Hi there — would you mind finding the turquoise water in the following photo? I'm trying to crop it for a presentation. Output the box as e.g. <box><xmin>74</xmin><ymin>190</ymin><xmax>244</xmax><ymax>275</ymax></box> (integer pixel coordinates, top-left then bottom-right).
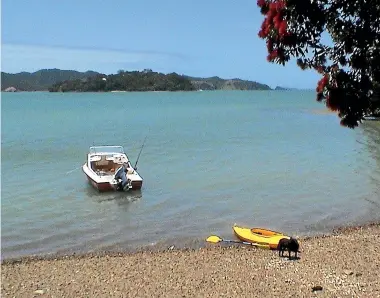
<box><xmin>2</xmin><ymin>91</ymin><xmax>380</xmax><ymax>259</ymax></box>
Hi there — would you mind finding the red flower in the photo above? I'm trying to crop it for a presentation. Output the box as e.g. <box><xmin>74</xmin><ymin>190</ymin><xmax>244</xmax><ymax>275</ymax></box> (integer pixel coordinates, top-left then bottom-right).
<box><xmin>322</xmin><ymin>75</ymin><xmax>329</xmax><ymax>85</ymax></box>
<box><xmin>258</xmin><ymin>30</ymin><xmax>266</xmax><ymax>38</ymax></box>
<box><xmin>267</xmin><ymin>8</ymin><xmax>277</xmax><ymax>21</ymax></box>
<box><xmin>269</xmin><ymin>3</ymin><xmax>277</xmax><ymax>11</ymax></box>
<box><xmin>316</xmin><ymin>75</ymin><xmax>329</xmax><ymax>93</ymax></box>
<box><xmin>261</xmin><ymin>20</ymin><xmax>267</xmax><ymax>30</ymax></box>
<box><xmin>257</xmin><ymin>0</ymin><xmax>266</xmax><ymax>7</ymax></box>
<box><xmin>277</xmin><ymin>0</ymin><xmax>286</xmax><ymax>10</ymax></box>
<box><xmin>261</xmin><ymin>18</ymin><xmax>272</xmax><ymax>36</ymax></box>
<box><xmin>266</xmin><ymin>49</ymin><xmax>279</xmax><ymax>62</ymax></box>
<box><xmin>263</xmin><ymin>17</ymin><xmax>271</xmax><ymax>29</ymax></box>
<box><xmin>273</xmin><ymin>14</ymin><xmax>283</xmax><ymax>29</ymax></box>
<box><xmin>268</xmin><ymin>0</ymin><xmax>286</xmax><ymax>12</ymax></box>
<box><xmin>278</xmin><ymin>20</ymin><xmax>287</xmax><ymax>36</ymax></box>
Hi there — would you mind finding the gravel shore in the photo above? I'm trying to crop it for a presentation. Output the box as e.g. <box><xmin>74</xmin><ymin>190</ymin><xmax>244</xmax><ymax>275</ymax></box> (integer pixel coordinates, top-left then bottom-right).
<box><xmin>2</xmin><ymin>223</ymin><xmax>380</xmax><ymax>297</ymax></box>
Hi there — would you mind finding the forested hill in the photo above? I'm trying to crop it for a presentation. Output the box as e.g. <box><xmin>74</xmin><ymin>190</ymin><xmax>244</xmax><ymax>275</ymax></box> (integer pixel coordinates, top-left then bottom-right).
<box><xmin>1</xmin><ymin>69</ymin><xmax>99</xmax><ymax>91</ymax></box>
<box><xmin>2</xmin><ymin>69</ymin><xmax>272</xmax><ymax>92</ymax></box>
<box><xmin>49</xmin><ymin>70</ymin><xmax>195</xmax><ymax>92</ymax></box>
<box><xmin>187</xmin><ymin>76</ymin><xmax>271</xmax><ymax>90</ymax></box>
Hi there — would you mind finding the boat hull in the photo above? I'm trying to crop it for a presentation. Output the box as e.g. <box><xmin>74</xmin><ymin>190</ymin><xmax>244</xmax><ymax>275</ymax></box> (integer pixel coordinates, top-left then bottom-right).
<box><xmin>131</xmin><ymin>180</ymin><xmax>143</xmax><ymax>190</ymax></box>
<box><xmin>83</xmin><ymin>165</ymin><xmax>142</xmax><ymax>192</ymax></box>
<box><xmin>233</xmin><ymin>225</ymin><xmax>290</xmax><ymax>250</ymax></box>
<box><xmin>85</xmin><ymin>174</ymin><xmax>116</xmax><ymax>192</ymax></box>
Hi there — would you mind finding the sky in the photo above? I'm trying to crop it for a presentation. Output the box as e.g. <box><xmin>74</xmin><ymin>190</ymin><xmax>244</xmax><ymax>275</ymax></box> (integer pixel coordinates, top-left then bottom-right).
<box><xmin>1</xmin><ymin>0</ymin><xmax>322</xmax><ymax>89</ymax></box>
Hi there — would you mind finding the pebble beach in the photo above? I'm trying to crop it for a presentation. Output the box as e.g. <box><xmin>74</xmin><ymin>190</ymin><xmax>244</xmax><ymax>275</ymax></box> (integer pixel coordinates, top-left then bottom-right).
<box><xmin>2</xmin><ymin>223</ymin><xmax>380</xmax><ymax>298</ymax></box>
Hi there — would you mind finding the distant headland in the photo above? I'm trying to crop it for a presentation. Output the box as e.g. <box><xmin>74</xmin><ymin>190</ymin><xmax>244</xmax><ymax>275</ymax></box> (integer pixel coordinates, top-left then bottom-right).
<box><xmin>1</xmin><ymin>68</ymin><xmax>279</xmax><ymax>92</ymax></box>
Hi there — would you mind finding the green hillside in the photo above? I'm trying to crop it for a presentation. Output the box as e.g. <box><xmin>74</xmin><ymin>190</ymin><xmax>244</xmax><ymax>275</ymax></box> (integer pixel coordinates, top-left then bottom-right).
<box><xmin>48</xmin><ymin>70</ymin><xmax>195</xmax><ymax>92</ymax></box>
<box><xmin>2</xmin><ymin>69</ymin><xmax>272</xmax><ymax>92</ymax></box>
<box><xmin>188</xmin><ymin>76</ymin><xmax>271</xmax><ymax>90</ymax></box>
<box><xmin>1</xmin><ymin>69</ymin><xmax>100</xmax><ymax>91</ymax></box>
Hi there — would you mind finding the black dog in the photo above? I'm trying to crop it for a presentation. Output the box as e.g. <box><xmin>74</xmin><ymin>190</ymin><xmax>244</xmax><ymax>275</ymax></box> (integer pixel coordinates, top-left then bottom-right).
<box><xmin>277</xmin><ymin>237</ymin><xmax>300</xmax><ymax>259</ymax></box>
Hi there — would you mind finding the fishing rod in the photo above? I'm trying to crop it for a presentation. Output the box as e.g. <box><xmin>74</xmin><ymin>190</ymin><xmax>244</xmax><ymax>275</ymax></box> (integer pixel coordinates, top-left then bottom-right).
<box><xmin>134</xmin><ymin>135</ymin><xmax>148</xmax><ymax>170</ymax></box>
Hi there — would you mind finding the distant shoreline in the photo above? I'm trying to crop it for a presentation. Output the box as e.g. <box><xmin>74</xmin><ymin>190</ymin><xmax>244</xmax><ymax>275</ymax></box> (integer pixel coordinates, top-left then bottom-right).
<box><xmin>2</xmin><ymin>89</ymin><xmax>309</xmax><ymax>93</ymax></box>
<box><xmin>2</xmin><ymin>68</ymin><xmax>278</xmax><ymax>92</ymax></box>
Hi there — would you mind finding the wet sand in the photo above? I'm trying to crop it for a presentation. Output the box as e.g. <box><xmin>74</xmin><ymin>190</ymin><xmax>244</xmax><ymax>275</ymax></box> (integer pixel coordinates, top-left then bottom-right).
<box><xmin>2</xmin><ymin>223</ymin><xmax>380</xmax><ymax>297</ymax></box>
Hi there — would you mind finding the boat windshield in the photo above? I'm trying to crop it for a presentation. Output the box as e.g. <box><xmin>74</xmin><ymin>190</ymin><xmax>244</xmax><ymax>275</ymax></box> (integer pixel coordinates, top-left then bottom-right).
<box><xmin>89</xmin><ymin>146</ymin><xmax>125</xmax><ymax>154</ymax></box>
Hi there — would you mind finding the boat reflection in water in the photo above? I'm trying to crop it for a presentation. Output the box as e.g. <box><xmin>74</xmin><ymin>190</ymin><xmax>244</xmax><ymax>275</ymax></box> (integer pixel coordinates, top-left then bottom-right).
<box><xmin>85</xmin><ymin>184</ymin><xmax>143</xmax><ymax>206</ymax></box>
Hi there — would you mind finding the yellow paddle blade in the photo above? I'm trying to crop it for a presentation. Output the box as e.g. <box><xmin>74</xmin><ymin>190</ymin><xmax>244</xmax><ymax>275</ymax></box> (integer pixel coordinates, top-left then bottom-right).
<box><xmin>206</xmin><ymin>235</ymin><xmax>222</xmax><ymax>243</ymax></box>
<box><xmin>255</xmin><ymin>243</ymin><xmax>271</xmax><ymax>250</ymax></box>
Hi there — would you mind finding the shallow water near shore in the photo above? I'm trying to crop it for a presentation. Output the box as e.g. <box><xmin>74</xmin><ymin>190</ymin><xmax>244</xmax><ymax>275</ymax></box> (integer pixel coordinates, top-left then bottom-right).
<box><xmin>2</xmin><ymin>90</ymin><xmax>380</xmax><ymax>259</ymax></box>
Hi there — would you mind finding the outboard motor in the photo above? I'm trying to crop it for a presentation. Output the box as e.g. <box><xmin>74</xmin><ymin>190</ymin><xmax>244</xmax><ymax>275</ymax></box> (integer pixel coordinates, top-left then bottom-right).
<box><xmin>114</xmin><ymin>165</ymin><xmax>132</xmax><ymax>191</ymax></box>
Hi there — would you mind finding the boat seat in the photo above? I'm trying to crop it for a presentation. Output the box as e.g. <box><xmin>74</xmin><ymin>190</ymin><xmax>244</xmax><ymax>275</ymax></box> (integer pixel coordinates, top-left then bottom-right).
<box><xmin>96</xmin><ymin>160</ymin><xmax>109</xmax><ymax>166</ymax></box>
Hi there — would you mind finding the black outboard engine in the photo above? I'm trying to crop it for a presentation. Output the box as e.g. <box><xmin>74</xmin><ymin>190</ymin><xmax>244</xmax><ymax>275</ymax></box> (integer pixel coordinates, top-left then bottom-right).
<box><xmin>114</xmin><ymin>165</ymin><xmax>131</xmax><ymax>191</ymax></box>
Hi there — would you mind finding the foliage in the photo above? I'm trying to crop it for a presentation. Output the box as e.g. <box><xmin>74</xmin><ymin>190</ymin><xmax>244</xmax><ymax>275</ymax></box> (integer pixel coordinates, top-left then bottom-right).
<box><xmin>48</xmin><ymin>70</ymin><xmax>195</xmax><ymax>92</ymax></box>
<box><xmin>257</xmin><ymin>0</ymin><xmax>380</xmax><ymax>127</ymax></box>
<box><xmin>48</xmin><ymin>70</ymin><xmax>272</xmax><ymax>92</ymax></box>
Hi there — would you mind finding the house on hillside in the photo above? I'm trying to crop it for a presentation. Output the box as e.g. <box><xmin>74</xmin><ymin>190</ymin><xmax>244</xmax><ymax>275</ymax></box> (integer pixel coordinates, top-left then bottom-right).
<box><xmin>4</xmin><ymin>87</ymin><xmax>18</xmax><ymax>92</ymax></box>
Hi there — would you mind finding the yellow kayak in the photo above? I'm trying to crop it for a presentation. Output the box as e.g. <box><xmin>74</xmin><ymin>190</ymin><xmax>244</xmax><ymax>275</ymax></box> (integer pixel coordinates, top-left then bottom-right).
<box><xmin>232</xmin><ymin>225</ymin><xmax>290</xmax><ymax>250</ymax></box>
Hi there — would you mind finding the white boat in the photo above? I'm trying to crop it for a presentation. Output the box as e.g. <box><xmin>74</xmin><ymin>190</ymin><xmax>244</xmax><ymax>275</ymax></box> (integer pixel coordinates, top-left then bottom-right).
<box><xmin>82</xmin><ymin>145</ymin><xmax>143</xmax><ymax>192</ymax></box>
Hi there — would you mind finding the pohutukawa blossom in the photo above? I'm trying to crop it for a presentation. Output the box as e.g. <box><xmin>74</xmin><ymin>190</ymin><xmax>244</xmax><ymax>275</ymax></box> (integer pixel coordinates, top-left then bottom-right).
<box><xmin>273</xmin><ymin>14</ymin><xmax>282</xmax><ymax>27</ymax></box>
<box><xmin>257</xmin><ymin>0</ymin><xmax>380</xmax><ymax>128</ymax></box>
<box><xmin>257</xmin><ymin>0</ymin><xmax>266</xmax><ymax>8</ymax></box>
<box><xmin>278</xmin><ymin>21</ymin><xmax>287</xmax><ymax>36</ymax></box>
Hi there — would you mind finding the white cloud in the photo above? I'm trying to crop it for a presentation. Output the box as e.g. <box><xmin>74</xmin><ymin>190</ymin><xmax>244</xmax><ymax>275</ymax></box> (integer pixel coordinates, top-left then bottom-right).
<box><xmin>1</xmin><ymin>44</ymin><xmax>175</xmax><ymax>74</ymax></box>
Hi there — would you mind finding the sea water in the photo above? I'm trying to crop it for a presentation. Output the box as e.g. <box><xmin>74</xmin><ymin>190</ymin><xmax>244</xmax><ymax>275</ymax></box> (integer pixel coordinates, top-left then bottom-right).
<box><xmin>2</xmin><ymin>91</ymin><xmax>380</xmax><ymax>259</ymax></box>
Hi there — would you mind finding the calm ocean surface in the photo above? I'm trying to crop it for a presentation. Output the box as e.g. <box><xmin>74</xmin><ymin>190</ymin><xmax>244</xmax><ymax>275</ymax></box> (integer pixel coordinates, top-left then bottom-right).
<box><xmin>2</xmin><ymin>91</ymin><xmax>380</xmax><ymax>259</ymax></box>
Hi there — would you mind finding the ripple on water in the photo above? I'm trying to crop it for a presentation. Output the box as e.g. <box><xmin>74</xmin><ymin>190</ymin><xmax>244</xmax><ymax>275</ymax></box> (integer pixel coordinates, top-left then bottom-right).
<box><xmin>2</xmin><ymin>92</ymin><xmax>380</xmax><ymax>259</ymax></box>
